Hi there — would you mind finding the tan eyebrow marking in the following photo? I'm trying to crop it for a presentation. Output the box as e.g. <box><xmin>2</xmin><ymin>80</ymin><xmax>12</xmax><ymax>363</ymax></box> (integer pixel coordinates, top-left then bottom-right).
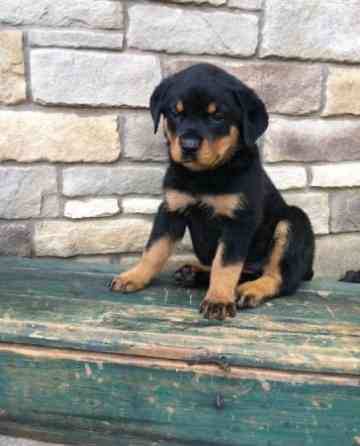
<box><xmin>207</xmin><ymin>102</ymin><xmax>217</xmax><ymax>114</ymax></box>
<box><xmin>176</xmin><ymin>101</ymin><xmax>184</xmax><ymax>113</ymax></box>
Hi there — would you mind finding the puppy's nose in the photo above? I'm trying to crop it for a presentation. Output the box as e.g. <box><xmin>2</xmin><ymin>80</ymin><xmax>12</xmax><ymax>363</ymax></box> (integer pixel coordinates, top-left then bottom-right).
<box><xmin>180</xmin><ymin>136</ymin><xmax>201</xmax><ymax>154</ymax></box>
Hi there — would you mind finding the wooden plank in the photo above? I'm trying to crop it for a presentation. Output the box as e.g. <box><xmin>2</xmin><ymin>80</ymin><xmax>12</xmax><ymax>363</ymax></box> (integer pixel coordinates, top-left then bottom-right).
<box><xmin>0</xmin><ymin>343</ymin><xmax>359</xmax><ymax>446</ymax></box>
<box><xmin>0</xmin><ymin>259</ymin><xmax>359</xmax><ymax>375</ymax></box>
<box><xmin>0</xmin><ymin>420</ymin><xmax>184</xmax><ymax>446</ymax></box>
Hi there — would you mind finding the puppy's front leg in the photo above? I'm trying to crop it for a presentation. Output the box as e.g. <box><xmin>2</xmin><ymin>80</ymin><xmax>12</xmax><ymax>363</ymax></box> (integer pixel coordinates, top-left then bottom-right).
<box><xmin>111</xmin><ymin>203</ymin><xmax>186</xmax><ymax>293</ymax></box>
<box><xmin>200</xmin><ymin>219</ymin><xmax>255</xmax><ymax>320</ymax></box>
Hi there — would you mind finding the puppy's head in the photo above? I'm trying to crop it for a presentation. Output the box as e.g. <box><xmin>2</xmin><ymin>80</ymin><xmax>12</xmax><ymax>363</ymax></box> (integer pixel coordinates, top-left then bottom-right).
<box><xmin>150</xmin><ymin>63</ymin><xmax>268</xmax><ymax>171</ymax></box>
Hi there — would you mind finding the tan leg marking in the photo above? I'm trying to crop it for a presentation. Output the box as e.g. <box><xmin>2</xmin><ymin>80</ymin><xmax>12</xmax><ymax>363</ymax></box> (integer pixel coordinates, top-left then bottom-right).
<box><xmin>200</xmin><ymin>243</ymin><xmax>243</xmax><ymax>320</ymax></box>
<box><xmin>201</xmin><ymin>193</ymin><xmax>247</xmax><ymax>218</ymax></box>
<box><xmin>111</xmin><ymin>238</ymin><xmax>174</xmax><ymax>293</ymax></box>
<box><xmin>237</xmin><ymin>221</ymin><xmax>290</xmax><ymax>308</ymax></box>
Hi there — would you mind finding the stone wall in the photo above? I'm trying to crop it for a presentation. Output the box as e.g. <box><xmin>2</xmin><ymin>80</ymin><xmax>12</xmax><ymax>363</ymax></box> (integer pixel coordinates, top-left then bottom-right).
<box><xmin>0</xmin><ymin>0</ymin><xmax>360</xmax><ymax>277</ymax></box>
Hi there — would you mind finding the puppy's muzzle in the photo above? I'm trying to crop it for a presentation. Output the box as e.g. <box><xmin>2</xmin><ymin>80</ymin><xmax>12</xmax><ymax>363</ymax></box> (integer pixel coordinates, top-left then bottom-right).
<box><xmin>180</xmin><ymin>135</ymin><xmax>202</xmax><ymax>159</ymax></box>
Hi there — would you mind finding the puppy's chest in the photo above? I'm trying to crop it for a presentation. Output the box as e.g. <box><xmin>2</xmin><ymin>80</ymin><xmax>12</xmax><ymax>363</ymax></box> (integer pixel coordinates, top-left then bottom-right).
<box><xmin>165</xmin><ymin>189</ymin><xmax>246</xmax><ymax>218</ymax></box>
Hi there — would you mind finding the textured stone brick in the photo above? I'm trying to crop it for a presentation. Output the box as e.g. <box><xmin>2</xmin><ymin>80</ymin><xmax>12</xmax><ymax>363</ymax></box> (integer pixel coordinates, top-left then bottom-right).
<box><xmin>0</xmin><ymin>167</ymin><xmax>57</xmax><ymax>219</ymax></box>
<box><xmin>0</xmin><ymin>0</ymin><xmax>123</xmax><ymax>29</ymax></box>
<box><xmin>31</xmin><ymin>50</ymin><xmax>161</xmax><ymax>107</ymax></box>
<box><xmin>261</xmin><ymin>0</ymin><xmax>360</xmax><ymax>62</ymax></box>
<box><xmin>0</xmin><ymin>111</ymin><xmax>120</xmax><ymax>163</ymax></box>
<box><xmin>314</xmin><ymin>234</ymin><xmax>360</xmax><ymax>278</ymax></box>
<box><xmin>165</xmin><ymin>60</ymin><xmax>322</xmax><ymax>115</ymax></box>
<box><xmin>128</xmin><ymin>4</ymin><xmax>258</xmax><ymax>57</ymax></box>
<box><xmin>63</xmin><ymin>166</ymin><xmax>165</xmax><ymax>197</ymax></box>
<box><xmin>42</xmin><ymin>195</ymin><xmax>60</xmax><ymax>218</ymax></box>
<box><xmin>283</xmin><ymin>192</ymin><xmax>329</xmax><ymax>235</ymax></box>
<box><xmin>122</xmin><ymin>198</ymin><xmax>162</xmax><ymax>214</ymax></box>
<box><xmin>29</xmin><ymin>30</ymin><xmax>123</xmax><ymax>50</ymax></box>
<box><xmin>265</xmin><ymin>166</ymin><xmax>307</xmax><ymax>190</ymax></box>
<box><xmin>311</xmin><ymin>164</ymin><xmax>360</xmax><ymax>188</ymax></box>
<box><xmin>0</xmin><ymin>224</ymin><xmax>31</xmax><ymax>257</ymax></box>
<box><xmin>0</xmin><ymin>31</ymin><xmax>26</xmax><ymax>104</ymax></box>
<box><xmin>34</xmin><ymin>219</ymin><xmax>152</xmax><ymax>257</ymax></box>
<box><xmin>124</xmin><ymin>113</ymin><xmax>167</xmax><ymax>161</ymax></box>
<box><xmin>228</xmin><ymin>0</ymin><xmax>262</xmax><ymax>9</ymax></box>
<box><xmin>331</xmin><ymin>191</ymin><xmax>360</xmax><ymax>233</ymax></box>
<box><xmin>323</xmin><ymin>67</ymin><xmax>360</xmax><ymax>116</ymax></box>
<box><xmin>65</xmin><ymin>198</ymin><xmax>120</xmax><ymax>219</ymax></box>
<box><xmin>264</xmin><ymin>117</ymin><xmax>360</xmax><ymax>163</ymax></box>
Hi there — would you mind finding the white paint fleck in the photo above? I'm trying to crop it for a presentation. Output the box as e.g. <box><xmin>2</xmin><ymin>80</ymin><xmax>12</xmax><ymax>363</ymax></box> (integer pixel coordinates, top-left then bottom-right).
<box><xmin>85</xmin><ymin>363</ymin><xmax>92</xmax><ymax>378</ymax></box>
<box><xmin>97</xmin><ymin>362</ymin><xmax>104</xmax><ymax>370</ymax></box>
<box><xmin>317</xmin><ymin>290</ymin><xmax>331</xmax><ymax>298</ymax></box>
<box><xmin>261</xmin><ymin>381</ymin><xmax>271</xmax><ymax>392</ymax></box>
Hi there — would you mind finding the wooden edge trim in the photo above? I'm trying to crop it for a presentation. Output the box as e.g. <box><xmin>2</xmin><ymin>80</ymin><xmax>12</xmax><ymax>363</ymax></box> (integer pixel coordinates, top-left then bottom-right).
<box><xmin>0</xmin><ymin>343</ymin><xmax>358</xmax><ymax>387</ymax></box>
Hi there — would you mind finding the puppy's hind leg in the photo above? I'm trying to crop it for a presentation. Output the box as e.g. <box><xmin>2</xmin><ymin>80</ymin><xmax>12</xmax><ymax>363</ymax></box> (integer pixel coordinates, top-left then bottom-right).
<box><xmin>237</xmin><ymin>206</ymin><xmax>315</xmax><ymax>309</ymax></box>
<box><xmin>174</xmin><ymin>262</ymin><xmax>210</xmax><ymax>288</ymax></box>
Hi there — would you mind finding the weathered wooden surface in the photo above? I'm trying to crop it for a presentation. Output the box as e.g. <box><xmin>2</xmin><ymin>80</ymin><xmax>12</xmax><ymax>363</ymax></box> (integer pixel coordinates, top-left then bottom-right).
<box><xmin>0</xmin><ymin>343</ymin><xmax>360</xmax><ymax>446</ymax></box>
<box><xmin>0</xmin><ymin>257</ymin><xmax>359</xmax><ymax>445</ymax></box>
<box><xmin>0</xmin><ymin>257</ymin><xmax>359</xmax><ymax>375</ymax></box>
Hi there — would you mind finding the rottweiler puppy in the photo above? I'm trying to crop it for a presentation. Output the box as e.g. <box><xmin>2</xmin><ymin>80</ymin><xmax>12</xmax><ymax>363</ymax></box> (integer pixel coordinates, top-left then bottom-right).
<box><xmin>111</xmin><ymin>63</ymin><xmax>315</xmax><ymax>320</ymax></box>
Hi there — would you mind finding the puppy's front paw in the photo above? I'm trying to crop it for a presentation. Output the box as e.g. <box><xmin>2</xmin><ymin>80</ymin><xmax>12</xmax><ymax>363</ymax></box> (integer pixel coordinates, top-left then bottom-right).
<box><xmin>199</xmin><ymin>292</ymin><xmax>236</xmax><ymax>320</ymax></box>
<box><xmin>110</xmin><ymin>270</ymin><xmax>147</xmax><ymax>293</ymax></box>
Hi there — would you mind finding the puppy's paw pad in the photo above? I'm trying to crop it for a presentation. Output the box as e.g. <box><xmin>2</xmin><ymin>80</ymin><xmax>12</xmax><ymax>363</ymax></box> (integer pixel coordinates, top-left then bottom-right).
<box><xmin>110</xmin><ymin>272</ymin><xmax>146</xmax><ymax>293</ymax></box>
<box><xmin>199</xmin><ymin>294</ymin><xmax>236</xmax><ymax>320</ymax></box>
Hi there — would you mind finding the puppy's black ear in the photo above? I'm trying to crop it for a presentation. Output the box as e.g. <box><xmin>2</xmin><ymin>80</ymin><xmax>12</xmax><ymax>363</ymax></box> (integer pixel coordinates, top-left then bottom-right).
<box><xmin>150</xmin><ymin>77</ymin><xmax>172</xmax><ymax>134</ymax></box>
<box><xmin>232</xmin><ymin>84</ymin><xmax>268</xmax><ymax>147</ymax></box>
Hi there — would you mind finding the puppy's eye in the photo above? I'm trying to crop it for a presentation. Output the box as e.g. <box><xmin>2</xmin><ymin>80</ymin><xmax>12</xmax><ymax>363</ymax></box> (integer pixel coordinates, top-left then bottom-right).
<box><xmin>210</xmin><ymin>112</ymin><xmax>225</xmax><ymax>122</ymax></box>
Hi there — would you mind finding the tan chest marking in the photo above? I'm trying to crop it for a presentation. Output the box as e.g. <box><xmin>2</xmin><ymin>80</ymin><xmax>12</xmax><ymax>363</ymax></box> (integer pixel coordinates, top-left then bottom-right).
<box><xmin>165</xmin><ymin>190</ymin><xmax>247</xmax><ymax>218</ymax></box>
<box><xmin>165</xmin><ymin>189</ymin><xmax>197</xmax><ymax>213</ymax></box>
<box><xmin>201</xmin><ymin>193</ymin><xmax>247</xmax><ymax>218</ymax></box>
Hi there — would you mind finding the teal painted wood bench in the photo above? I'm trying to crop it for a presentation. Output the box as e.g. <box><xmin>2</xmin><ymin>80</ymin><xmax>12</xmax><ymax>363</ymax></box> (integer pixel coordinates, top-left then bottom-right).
<box><xmin>0</xmin><ymin>257</ymin><xmax>359</xmax><ymax>446</ymax></box>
